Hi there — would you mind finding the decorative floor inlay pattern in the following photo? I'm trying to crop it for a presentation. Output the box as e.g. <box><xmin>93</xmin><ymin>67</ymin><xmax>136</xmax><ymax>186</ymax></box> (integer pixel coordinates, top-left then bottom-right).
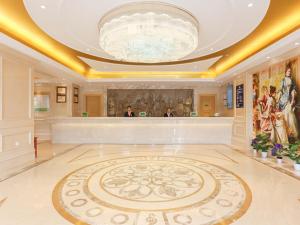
<box><xmin>53</xmin><ymin>156</ymin><xmax>252</xmax><ymax>225</ymax></box>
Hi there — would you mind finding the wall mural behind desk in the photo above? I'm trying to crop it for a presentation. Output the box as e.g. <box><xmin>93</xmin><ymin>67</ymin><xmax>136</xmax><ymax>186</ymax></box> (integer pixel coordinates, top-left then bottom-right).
<box><xmin>252</xmin><ymin>58</ymin><xmax>300</xmax><ymax>144</ymax></box>
<box><xmin>107</xmin><ymin>89</ymin><xmax>193</xmax><ymax>117</ymax></box>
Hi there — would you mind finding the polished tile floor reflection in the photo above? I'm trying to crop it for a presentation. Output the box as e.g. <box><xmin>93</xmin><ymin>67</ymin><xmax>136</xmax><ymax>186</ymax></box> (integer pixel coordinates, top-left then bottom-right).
<box><xmin>0</xmin><ymin>144</ymin><xmax>300</xmax><ymax>225</ymax></box>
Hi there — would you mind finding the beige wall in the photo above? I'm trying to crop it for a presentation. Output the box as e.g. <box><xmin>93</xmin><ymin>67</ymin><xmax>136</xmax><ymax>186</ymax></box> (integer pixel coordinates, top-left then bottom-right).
<box><xmin>218</xmin><ymin>74</ymin><xmax>252</xmax><ymax>151</ymax></box>
<box><xmin>219</xmin><ymin>84</ymin><xmax>234</xmax><ymax>117</ymax></box>
<box><xmin>231</xmin><ymin>75</ymin><xmax>249</xmax><ymax>150</ymax></box>
<box><xmin>194</xmin><ymin>86</ymin><xmax>223</xmax><ymax>116</ymax></box>
<box><xmin>0</xmin><ymin>48</ymin><xmax>35</xmax><ymax>176</ymax></box>
<box><xmin>34</xmin><ymin>81</ymin><xmax>81</xmax><ymax>140</ymax></box>
<box><xmin>72</xmin><ymin>84</ymin><xmax>81</xmax><ymax>117</ymax></box>
<box><xmin>34</xmin><ymin>82</ymin><xmax>73</xmax><ymax>118</ymax></box>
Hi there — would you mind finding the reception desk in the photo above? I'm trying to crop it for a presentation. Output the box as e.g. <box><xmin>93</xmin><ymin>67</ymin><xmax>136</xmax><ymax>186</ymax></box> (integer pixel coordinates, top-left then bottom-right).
<box><xmin>48</xmin><ymin>117</ymin><xmax>234</xmax><ymax>144</ymax></box>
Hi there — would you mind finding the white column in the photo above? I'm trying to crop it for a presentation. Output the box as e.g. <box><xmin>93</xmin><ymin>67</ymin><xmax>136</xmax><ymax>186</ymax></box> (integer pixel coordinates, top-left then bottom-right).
<box><xmin>0</xmin><ymin>50</ymin><xmax>35</xmax><ymax>178</ymax></box>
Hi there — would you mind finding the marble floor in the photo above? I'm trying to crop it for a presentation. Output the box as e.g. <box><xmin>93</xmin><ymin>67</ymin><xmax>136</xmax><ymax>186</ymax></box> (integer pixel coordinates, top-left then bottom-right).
<box><xmin>0</xmin><ymin>142</ymin><xmax>79</xmax><ymax>182</ymax></box>
<box><xmin>0</xmin><ymin>144</ymin><xmax>300</xmax><ymax>225</ymax></box>
<box><xmin>36</xmin><ymin>141</ymin><xmax>80</xmax><ymax>162</ymax></box>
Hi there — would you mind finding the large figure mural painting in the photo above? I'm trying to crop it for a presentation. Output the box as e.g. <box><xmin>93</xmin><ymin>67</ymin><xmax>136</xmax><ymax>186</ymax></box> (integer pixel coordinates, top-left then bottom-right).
<box><xmin>253</xmin><ymin>59</ymin><xmax>300</xmax><ymax>144</ymax></box>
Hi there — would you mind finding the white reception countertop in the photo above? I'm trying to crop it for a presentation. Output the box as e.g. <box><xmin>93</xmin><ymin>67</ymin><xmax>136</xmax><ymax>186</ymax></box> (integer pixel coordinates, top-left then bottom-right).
<box><xmin>49</xmin><ymin>117</ymin><xmax>234</xmax><ymax>144</ymax></box>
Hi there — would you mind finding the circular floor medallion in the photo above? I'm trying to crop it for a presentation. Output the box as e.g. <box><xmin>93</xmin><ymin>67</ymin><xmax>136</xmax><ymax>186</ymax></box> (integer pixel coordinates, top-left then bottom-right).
<box><xmin>53</xmin><ymin>156</ymin><xmax>252</xmax><ymax>225</ymax></box>
<box><xmin>100</xmin><ymin>162</ymin><xmax>204</xmax><ymax>202</ymax></box>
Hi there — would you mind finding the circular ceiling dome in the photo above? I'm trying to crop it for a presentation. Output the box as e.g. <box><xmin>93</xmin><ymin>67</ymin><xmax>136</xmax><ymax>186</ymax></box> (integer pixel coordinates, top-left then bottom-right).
<box><xmin>98</xmin><ymin>2</ymin><xmax>199</xmax><ymax>63</ymax></box>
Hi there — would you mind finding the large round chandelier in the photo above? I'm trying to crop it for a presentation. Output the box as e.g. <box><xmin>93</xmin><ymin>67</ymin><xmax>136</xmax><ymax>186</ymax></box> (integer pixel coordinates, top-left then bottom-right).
<box><xmin>98</xmin><ymin>2</ymin><xmax>199</xmax><ymax>63</ymax></box>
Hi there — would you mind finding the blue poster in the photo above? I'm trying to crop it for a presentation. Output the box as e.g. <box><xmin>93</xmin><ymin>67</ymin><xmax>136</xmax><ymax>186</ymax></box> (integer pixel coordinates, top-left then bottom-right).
<box><xmin>236</xmin><ymin>84</ymin><xmax>244</xmax><ymax>108</ymax></box>
<box><xmin>227</xmin><ymin>84</ymin><xmax>233</xmax><ymax>109</ymax></box>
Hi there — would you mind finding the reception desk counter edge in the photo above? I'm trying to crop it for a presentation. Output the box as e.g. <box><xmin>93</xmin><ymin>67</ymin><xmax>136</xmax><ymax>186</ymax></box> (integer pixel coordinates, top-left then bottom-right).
<box><xmin>40</xmin><ymin>117</ymin><xmax>234</xmax><ymax>145</ymax></box>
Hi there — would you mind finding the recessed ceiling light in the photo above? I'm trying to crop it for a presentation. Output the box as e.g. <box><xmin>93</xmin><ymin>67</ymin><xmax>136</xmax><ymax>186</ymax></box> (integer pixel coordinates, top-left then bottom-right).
<box><xmin>248</xmin><ymin>3</ymin><xmax>254</xmax><ymax>7</ymax></box>
<box><xmin>40</xmin><ymin>5</ymin><xmax>46</xmax><ymax>9</ymax></box>
<box><xmin>266</xmin><ymin>56</ymin><xmax>271</xmax><ymax>59</ymax></box>
<box><xmin>295</xmin><ymin>42</ymin><xmax>300</xmax><ymax>46</ymax></box>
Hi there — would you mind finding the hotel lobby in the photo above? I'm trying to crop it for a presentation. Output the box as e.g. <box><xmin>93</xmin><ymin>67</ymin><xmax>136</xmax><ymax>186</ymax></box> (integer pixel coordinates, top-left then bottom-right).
<box><xmin>1</xmin><ymin>0</ymin><xmax>300</xmax><ymax>224</ymax></box>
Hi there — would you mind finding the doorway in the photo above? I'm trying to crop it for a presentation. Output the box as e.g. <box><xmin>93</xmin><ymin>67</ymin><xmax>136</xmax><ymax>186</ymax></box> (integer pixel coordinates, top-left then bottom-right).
<box><xmin>85</xmin><ymin>95</ymin><xmax>103</xmax><ymax>117</ymax></box>
<box><xmin>198</xmin><ymin>95</ymin><xmax>216</xmax><ymax>117</ymax></box>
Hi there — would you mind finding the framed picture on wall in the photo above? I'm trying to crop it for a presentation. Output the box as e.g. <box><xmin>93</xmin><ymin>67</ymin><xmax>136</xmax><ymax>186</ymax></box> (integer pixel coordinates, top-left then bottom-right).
<box><xmin>56</xmin><ymin>86</ymin><xmax>67</xmax><ymax>103</ymax></box>
<box><xmin>34</xmin><ymin>94</ymin><xmax>50</xmax><ymax>112</ymax></box>
<box><xmin>73</xmin><ymin>87</ymin><xmax>79</xmax><ymax>103</ymax></box>
<box><xmin>74</xmin><ymin>87</ymin><xmax>79</xmax><ymax>95</ymax></box>
<box><xmin>57</xmin><ymin>95</ymin><xmax>66</xmax><ymax>103</ymax></box>
<box><xmin>74</xmin><ymin>96</ymin><xmax>79</xmax><ymax>104</ymax></box>
<box><xmin>57</xmin><ymin>86</ymin><xmax>67</xmax><ymax>95</ymax></box>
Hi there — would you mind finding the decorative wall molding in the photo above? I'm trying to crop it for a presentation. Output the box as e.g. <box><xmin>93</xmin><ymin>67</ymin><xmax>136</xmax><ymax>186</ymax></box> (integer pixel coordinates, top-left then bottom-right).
<box><xmin>0</xmin><ymin>56</ymin><xmax>3</xmax><ymax>121</ymax></box>
<box><xmin>231</xmin><ymin>74</ymin><xmax>248</xmax><ymax>150</ymax></box>
<box><xmin>1</xmin><ymin>129</ymin><xmax>33</xmax><ymax>151</ymax></box>
<box><xmin>0</xmin><ymin>120</ymin><xmax>34</xmax><ymax>129</ymax></box>
<box><xmin>28</xmin><ymin>67</ymin><xmax>33</xmax><ymax>120</ymax></box>
<box><xmin>0</xmin><ymin>51</ymin><xmax>34</xmax><ymax>177</ymax></box>
<box><xmin>0</xmin><ymin>135</ymin><xmax>2</xmax><ymax>153</ymax></box>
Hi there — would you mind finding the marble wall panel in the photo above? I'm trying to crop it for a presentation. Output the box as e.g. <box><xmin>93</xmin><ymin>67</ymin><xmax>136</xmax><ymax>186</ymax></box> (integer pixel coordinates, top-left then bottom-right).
<box><xmin>107</xmin><ymin>89</ymin><xmax>194</xmax><ymax>117</ymax></box>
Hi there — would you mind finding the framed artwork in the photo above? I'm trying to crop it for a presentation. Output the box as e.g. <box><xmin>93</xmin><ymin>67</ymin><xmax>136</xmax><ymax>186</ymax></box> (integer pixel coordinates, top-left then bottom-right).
<box><xmin>34</xmin><ymin>94</ymin><xmax>50</xmax><ymax>112</ymax></box>
<box><xmin>107</xmin><ymin>89</ymin><xmax>193</xmax><ymax>117</ymax></box>
<box><xmin>57</xmin><ymin>86</ymin><xmax>67</xmax><ymax>95</ymax></box>
<box><xmin>73</xmin><ymin>87</ymin><xmax>79</xmax><ymax>103</ymax></box>
<box><xmin>252</xmin><ymin>58</ymin><xmax>299</xmax><ymax>144</ymax></box>
<box><xmin>74</xmin><ymin>87</ymin><xmax>79</xmax><ymax>95</ymax></box>
<box><xmin>56</xmin><ymin>86</ymin><xmax>67</xmax><ymax>103</ymax></box>
<box><xmin>57</xmin><ymin>95</ymin><xmax>66</xmax><ymax>103</ymax></box>
<box><xmin>73</xmin><ymin>96</ymin><xmax>79</xmax><ymax>104</ymax></box>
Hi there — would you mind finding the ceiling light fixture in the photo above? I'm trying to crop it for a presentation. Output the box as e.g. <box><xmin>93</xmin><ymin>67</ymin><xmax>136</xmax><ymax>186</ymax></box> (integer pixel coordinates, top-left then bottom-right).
<box><xmin>248</xmin><ymin>3</ymin><xmax>254</xmax><ymax>8</ymax></box>
<box><xmin>266</xmin><ymin>56</ymin><xmax>271</xmax><ymax>59</ymax></box>
<box><xmin>98</xmin><ymin>2</ymin><xmax>199</xmax><ymax>63</ymax></box>
<box><xmin>40</xmin><ymin>5</ymin><xmax>46</xmax><ymax>9</ymax></box>
<box><xmin>295</xmin><ymin>42</ymin><xmax>300</xmax><ymax>46</ymax></box>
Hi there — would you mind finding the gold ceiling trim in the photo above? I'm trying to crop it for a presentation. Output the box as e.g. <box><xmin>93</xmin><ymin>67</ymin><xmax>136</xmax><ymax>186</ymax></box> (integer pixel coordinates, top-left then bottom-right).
<box><xmin>0</xmin><ymin>0</ymin><xmax>300</xmax><ymax>79</ymax></box>
<box><xmin>210</xmin><ymin>0</ymin><xmax>300</xmax><ymax>74</ymax></box>
<box><xmin>88</xmin><ymin>69</ymin><xmax>216</xmax><ymax>79</ymax></box>
<box><xmin>0</xmin><ymin>0</ymin><xmax>89</xmax><ymax>76</ymax></box>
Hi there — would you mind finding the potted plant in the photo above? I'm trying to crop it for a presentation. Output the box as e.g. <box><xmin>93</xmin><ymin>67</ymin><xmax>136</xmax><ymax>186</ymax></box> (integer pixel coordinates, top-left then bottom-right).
<box><xmin>253</xmin><ymin>134</ymin><xmax>272</xmax><ymax>159</ymax></box>
<box><xmin>251</xmin><ymin>138</ymin><xmax>259</xmax><ymax>155</ymax></box>
<box><xmin>271</xmin><ymin>143</ymin><xmax>285</xmax><ymax>163</ymax></box>
<box><xmin>288</xmin><ymin>141</ymin><xmax>300</xmax><ymax>171</ymax></box>
<box><xmin>272</xmin><ymin>143</ymin><xmax>287</xmax><ymax>164</ymax></box>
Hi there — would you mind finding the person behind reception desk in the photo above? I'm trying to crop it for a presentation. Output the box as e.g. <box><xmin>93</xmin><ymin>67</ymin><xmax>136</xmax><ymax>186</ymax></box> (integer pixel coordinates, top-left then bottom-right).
<box><xmin>124</xmin><ymin>105</ymin><xmax>135</xmax><ymax>117</ymax></box>
<box><xmin>164</xmin><ymin>108</ymin><xmax>174</xmax><ymax>117</ymax></box>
